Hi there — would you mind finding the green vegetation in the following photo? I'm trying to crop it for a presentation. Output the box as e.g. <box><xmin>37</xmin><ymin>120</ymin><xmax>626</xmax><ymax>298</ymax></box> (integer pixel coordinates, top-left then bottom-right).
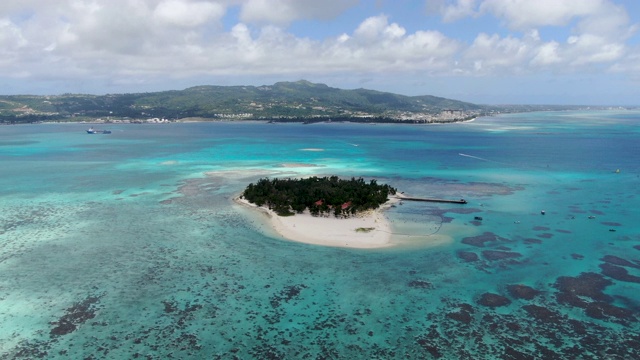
<box><xmin>0</xmin><ymin>80</ymin><xmax>605</xmax><ymax>125</ymax></box>
<box><xmin>355</xmin><ymin>227</ymin><xmax>376</xmax><ymax>233</ymax></box>
<box><xmin>0</xmin><ymin>80</ymin><xmax>484</xmax><ymax>124</ymax></box>
<box><xmin>242</xmin><ymin>176</ymin><xmax>397</xmax><ymax>217</ymax></box>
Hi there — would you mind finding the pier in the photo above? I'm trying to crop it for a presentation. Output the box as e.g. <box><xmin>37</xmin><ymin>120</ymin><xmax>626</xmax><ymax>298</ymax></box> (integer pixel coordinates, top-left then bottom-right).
<box><xmin>397</xmin><ymin>196</ymin><xmax>467</xmax><ymax>204</ymax></box>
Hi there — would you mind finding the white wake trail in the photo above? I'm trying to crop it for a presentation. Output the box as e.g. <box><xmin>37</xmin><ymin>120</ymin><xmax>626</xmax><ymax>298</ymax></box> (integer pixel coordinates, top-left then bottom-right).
<box><xmin>458</xmin><ymin>153</ymin><xmax>515</xmax><ymax>167</ymax></box>
<box><xmin>459</xmin><ymin>153</ymin><xmax>490</xmax><ymax>162</ymax></box>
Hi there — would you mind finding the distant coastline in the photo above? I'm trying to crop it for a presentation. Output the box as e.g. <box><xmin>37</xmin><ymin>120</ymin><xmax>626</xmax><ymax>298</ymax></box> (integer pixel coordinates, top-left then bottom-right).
<box><xmin>4</xmin><ymin>108</ymin><xmax>633</xmax><ymax>126</ymax></box>
<box><xmin>3</xmin><ymin>80</ymin><xmax>623</xmax><ymax>126</ymax></box>
<box><xmin>6</xmin><ymin>115</ymin><xmax>481</xmax><ymax>126</ymax></box>
<box><xmin>5</xmin><ymin>108</ymin><xmax>637</xmax><ymax>128</ymax></box>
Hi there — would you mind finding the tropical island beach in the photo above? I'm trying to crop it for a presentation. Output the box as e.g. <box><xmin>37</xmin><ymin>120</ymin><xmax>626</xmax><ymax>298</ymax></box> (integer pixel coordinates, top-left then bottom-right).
<box><xmin>234</xmin><ymin>195</ymin><xmax>399</xmax><ymax>248</ymax></box>
<box><xmin>234</xmin><ymin>176</ymin><xmax>400</xmax><ymax>248</ymax></box>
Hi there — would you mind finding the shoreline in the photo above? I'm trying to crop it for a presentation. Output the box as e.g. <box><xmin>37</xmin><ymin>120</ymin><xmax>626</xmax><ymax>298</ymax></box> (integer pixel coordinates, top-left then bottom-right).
<box><xmin>234</xmin><ymin>196</ymin><xmax>400</xmax><ymax>249</ymax></box>
<box><xmin>29</xmin><ymin>116</ymin><xmax>482</xmax><ymax>126</ymax></box>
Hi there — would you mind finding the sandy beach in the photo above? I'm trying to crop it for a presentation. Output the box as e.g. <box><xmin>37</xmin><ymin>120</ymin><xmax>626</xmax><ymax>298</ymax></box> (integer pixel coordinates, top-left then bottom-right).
<box><xmin>235</xmin><ymin>196</ymin><xmax>399</xmax><ymax>249</ymax></box>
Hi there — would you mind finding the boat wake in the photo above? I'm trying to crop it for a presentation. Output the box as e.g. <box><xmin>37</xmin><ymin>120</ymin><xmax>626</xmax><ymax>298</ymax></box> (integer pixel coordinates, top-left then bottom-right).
<box><xmin>458</xmin><ymin>153</ymin><xmax>515</xmax><ymax>167</ymax></box>
<box><xmin>458</xmin><ymin>153</ymin><xmax>489</xmax><ymax>162</ymax></box>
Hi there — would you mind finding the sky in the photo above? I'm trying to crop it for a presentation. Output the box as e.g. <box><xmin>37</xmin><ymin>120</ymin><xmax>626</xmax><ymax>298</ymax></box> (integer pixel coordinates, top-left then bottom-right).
<box><xmin>1</xmin><ymin>0</ymin><xmax>640</xmax><ymax>105</ymax></box>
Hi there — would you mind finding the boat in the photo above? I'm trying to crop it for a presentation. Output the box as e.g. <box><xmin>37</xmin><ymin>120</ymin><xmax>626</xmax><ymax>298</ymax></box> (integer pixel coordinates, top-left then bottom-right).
<box><xmin>86</xmin><ymin>127</ymin><xmax>111</xmax><ymax>134</ymax></box>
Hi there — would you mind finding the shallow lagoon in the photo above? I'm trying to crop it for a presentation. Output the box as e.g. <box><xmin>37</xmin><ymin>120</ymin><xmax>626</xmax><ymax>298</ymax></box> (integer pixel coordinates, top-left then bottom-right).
<box><xmin>1</xmin><ymin>111</ymin><xmax>639</xmax><ymax>359</ymax></box>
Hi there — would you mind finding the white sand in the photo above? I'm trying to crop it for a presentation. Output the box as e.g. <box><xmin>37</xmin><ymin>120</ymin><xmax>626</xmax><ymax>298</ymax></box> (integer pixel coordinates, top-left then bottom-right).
<box><xmin>235</xmin><ymin>197</ymin><xmax>399</xmax><ymax>249</ymax></box>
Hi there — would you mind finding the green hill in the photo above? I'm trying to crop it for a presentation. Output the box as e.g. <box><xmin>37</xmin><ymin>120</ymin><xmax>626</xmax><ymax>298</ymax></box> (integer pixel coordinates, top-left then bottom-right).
<box><xmin>0</xmin><ymin>80</ymin><xmax>485</xmax><ymax>123</ymax></box>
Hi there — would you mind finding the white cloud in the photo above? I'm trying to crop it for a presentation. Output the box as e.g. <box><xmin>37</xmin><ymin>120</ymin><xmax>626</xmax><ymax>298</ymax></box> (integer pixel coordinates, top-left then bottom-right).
<box><xmin>0</xmin><ymin>19</ymin><xmax>27</xmax><ymax>71</ymax></box>
<box><xmin>440</xmin><ymin>0</ymin><xmax>478</xmax><ymax>23</ymax></box>
<box><xmin>565</xmin><ymin>34</ymin><xmax>625</xmax><ymax>65</ymax></box>
<box><xmin>463</xmin><ymin>33</ymin><xmax>530</xmax><ymax>73</ymax></box>
<box><xmin>354</xmin><ymin>15</ymin><xmax>406</xmax><ymax>42</ymax></box>
<box><xmin>436</xmin><ymin>0</ymin><xmax>636</xmax><ymax>74</ymax></box>
<box><xmin>479</xmin><ymin>0</ymin><xmax>605</xmax><ymax>30</ymax></box>
<box><xmin>0</xmin><ymin>0</ymin><xmax>638</xmax><ymax>101</ymax></box>
<box><xmin>239</xmin><ymin>0</ymin><xmax>358</xmax><ymax>25</ymax></box>
<box><xmin>0</xmin><ymin>18</ymin><xmax>27</xmax><ymax>49</ymax></box>
<box><xmin>530</xmin><ymin>41</ymin><xmax>561</xmax><ymax>66</ymax></box>
<box><xmin>329</xmin><ymin>15</ymin><xmax>459</xmax><ymax>72</ymax></box>
<box><xmin>153</xmin><ymin>0</ymin><xmax>226</xmax><ymax>27</ymax></box>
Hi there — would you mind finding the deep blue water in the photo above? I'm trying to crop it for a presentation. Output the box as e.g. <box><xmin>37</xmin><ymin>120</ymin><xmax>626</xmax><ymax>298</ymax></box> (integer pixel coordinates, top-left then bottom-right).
<box><xmin>1</xmin><ymin>111</ymin><xmax>639</xmax><ymax>359</ymax></box>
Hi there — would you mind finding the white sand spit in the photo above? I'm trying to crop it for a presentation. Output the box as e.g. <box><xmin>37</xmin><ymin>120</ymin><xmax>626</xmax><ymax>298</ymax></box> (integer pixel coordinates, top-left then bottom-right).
<box><xmin>234</xmin><ymin>197</ymin><xmax>399</xmax><ymax>249</ymax></box>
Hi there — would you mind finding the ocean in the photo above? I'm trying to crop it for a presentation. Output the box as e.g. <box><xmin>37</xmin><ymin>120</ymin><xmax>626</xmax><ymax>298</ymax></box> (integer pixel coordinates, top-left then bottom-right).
<box><xmin>1</xmin><ymin>110</ymin><xmax>639</xmax><ymax>359</ymax></box>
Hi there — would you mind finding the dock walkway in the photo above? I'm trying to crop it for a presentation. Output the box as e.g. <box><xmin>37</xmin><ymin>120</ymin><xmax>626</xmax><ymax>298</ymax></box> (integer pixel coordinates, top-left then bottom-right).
<box><xmin>396</xmin><ymin>196</ymin><xmax>467</xmax><ymax>204</ymax></box>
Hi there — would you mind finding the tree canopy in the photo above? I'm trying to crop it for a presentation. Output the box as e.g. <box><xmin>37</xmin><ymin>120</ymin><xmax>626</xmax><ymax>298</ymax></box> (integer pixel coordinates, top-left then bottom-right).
<box><xmin>242</xmin><ymin>176</ymin><xmax>397</xmax><ymax>217</ymax></box>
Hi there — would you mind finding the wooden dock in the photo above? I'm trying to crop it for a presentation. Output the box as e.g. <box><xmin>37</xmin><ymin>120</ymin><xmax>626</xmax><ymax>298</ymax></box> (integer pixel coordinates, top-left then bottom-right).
<box><xmin>398</xmin><ymin>196</ymin><xmax>467</xmax><ymax>204</ymax></box>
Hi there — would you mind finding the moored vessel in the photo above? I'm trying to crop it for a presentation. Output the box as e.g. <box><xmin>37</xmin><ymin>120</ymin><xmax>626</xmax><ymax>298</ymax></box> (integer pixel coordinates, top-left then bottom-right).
<box><xmin>86</xmin><ymin>127</ymin><xmax>111</xmax><ymax>134</ymax></box>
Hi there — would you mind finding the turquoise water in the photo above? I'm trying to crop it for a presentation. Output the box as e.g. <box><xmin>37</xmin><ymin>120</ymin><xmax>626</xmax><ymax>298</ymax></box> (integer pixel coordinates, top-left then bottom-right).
<box><xmin>1</xmin><ymin>112</ymin><xmax>639</xmax><ymax>359</ymax></box>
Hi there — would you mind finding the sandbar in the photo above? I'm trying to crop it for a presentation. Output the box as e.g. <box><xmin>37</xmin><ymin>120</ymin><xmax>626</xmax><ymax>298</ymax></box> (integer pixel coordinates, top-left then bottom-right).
<box><xmin>274</xmin><ymin>163</ymin><xmax>321</xmax><ymax>168</ymax></box>
<box><xmin>235</xmin><ymin>196</ymin><xmax>399</xmax><ymax>249</ymax></box>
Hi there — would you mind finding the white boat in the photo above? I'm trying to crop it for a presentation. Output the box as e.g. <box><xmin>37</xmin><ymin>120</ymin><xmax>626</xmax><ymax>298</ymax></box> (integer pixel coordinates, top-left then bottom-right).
<box><xmin>86</xmin><ymin>127</ymin><xmax>111</xmax><ymax>134</ymax></box>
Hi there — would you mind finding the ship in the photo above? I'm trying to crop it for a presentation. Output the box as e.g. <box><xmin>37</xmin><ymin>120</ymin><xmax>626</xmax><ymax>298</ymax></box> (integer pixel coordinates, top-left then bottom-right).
<box><xmin>86</xmin><ymin>127</ymin><xmax>112</xmax><ymax>134</ymax></box>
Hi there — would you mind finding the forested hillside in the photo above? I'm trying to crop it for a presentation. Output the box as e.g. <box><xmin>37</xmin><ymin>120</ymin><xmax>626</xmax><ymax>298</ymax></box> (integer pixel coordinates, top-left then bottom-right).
<box><xmin>0</xmin><ymin>80</ymin><xmax>482</xmax><ymax>124</ymax></box>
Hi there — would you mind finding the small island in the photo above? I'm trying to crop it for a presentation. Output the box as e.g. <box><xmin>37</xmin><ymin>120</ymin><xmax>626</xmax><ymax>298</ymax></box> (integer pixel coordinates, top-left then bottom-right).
<box><xmin>241</xmin><ymin>176</ymin><xmax>397</xmax><ymax>217</ymax></box>
<box><xmin>236</xmin><ymin>176</ymin><xmax>400</xmax><ymax>248</ymax></box>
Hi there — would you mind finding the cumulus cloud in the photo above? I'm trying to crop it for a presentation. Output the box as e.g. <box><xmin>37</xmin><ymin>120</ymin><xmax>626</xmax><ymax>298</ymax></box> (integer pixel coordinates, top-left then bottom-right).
<box><xmin>353</xmin><ymin>15</ymin><xmax>406</xmax><ymax>42</ymax></box>
<box><xmin>153</xmin><ymin>0</ymin><xmax>226</xmax><ymax>27</ymax></box>
<box><xmin>0</xmin><ymin>0</ymin><xmax>637</xmax><ymax>96</ymax></box>
<box><xmin>334</xmin><ymin>15</ymin><xmax>459</xmax><ymax>72</ymax></box>
<box><xmin>438</xmin><ymin>0</ymin><xmax>636</xmax><ymax>74</ymax></box>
